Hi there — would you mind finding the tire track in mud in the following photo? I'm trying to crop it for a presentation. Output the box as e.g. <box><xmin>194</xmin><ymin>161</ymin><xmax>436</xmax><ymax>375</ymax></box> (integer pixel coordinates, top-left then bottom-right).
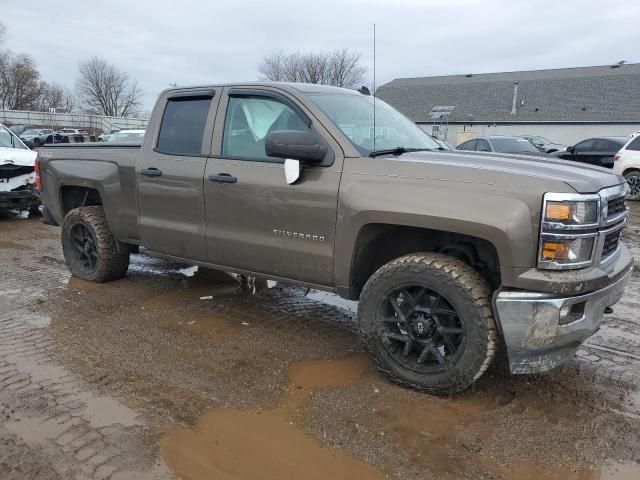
<box><xmin>0</xmin><ymin>216</ymin><xmax>172</xmax><ymax>480</ymax></box>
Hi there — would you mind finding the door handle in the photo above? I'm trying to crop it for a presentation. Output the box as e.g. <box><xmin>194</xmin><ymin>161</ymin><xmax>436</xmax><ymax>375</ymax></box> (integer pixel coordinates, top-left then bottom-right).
<box><xmin>208</xmin><ymin>173</ymin><xmax>237</xmax><ymax>184</ymax></box>
<box><xmin>141</xmin><ymin>167</ymin><xmax>163</xmax><ymax>177</ymax></box>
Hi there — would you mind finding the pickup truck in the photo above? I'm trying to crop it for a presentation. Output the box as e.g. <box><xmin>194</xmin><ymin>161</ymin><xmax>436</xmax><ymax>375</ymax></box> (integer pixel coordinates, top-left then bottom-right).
<box><xmin>37</xmin><ymin>82</ymin><xmax>633</xmax><ymax>394</ymax></box>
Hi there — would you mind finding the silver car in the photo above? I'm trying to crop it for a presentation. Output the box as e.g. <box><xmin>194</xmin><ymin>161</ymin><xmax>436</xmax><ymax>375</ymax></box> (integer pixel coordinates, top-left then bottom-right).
<box><xmin>19</xmin><ymin>128</ymin><xmax>57</xmax><ymax>147</ymax></box>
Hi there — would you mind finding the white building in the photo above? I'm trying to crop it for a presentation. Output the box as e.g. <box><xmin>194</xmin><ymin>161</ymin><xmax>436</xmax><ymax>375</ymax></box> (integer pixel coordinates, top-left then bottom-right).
<box><xmin>376</xmin><ymin>63</ymin><xmax>640</xmax><ymax>147</ymax></box>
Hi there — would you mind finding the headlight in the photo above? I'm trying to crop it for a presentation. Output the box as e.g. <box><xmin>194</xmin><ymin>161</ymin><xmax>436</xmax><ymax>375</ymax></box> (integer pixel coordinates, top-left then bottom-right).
<box><xmin>540</xmin><ymin>237</ymin><xmax>595</xmax><ymax>264</ymax></box>
<box><xmin>544</xmin><ymin>200</ymin><xmax>598</xmax><ymax>226</ymax></box>
<box><xmin>539</xmin><ymin>192</ymin><xmax>601</xmax><ymax>270</ymax></box>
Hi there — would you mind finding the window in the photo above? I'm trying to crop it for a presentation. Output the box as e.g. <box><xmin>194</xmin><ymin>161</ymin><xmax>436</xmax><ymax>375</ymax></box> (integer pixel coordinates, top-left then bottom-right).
<box><xmin>308</xmin><ymin>93</ymin><xmax>439</xmax><ymax>155</ymax></box>
<box><xmin>458</xmin><ymin>140</ymin><xmax>477</xmax><ymax>151</ymax></box>
<box><xmin>490</xmin><ymin>137</ymin><xmax>540</xmax><ymax>153</ymax></box>
<box><xmin>222</xmin><ymin>95</ymin><xmax>310</xmax><ymax>161</ymax></box>
<box><xmin>574</xmin><ymin>139</ymin><xmax>595</xmax><ymax>152</ymax></box>
<box><xmin>156</xmin><ymin>96</ymin><xmax>212</xmax><ymax>155</ymax></box>
<box><xmin>476</xmin><ymin>139</ymin><xmax>492</xmax><ymax>152</ymax></box>
<box><xmin>627</xmin><ymin>136</ymin><xmax>640</xmax><ymax>151</ymax></box>
<box><xmin>593</xmin><ymin>139</ymin><xmax>615</xmax><ymax>151</ymax></box>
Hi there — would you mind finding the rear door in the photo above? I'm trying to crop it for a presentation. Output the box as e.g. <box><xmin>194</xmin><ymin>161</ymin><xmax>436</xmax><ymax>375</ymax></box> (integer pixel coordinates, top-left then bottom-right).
<box><xmin>137</xmin><ymin>89</ymin><xmax>219</xmax><ymax>260</ymax></box>
<box><xmin>203</xmin><ymin>87</ymin><xmax>342</xmax><ymax>286</ymax></box>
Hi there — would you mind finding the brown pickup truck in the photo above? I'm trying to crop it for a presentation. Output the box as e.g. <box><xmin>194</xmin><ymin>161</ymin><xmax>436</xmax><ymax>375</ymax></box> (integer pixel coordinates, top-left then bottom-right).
<box><xmin>37</xmin><ymin>82</ymin><xmax>633</xmax><ymax>394</ymax></box>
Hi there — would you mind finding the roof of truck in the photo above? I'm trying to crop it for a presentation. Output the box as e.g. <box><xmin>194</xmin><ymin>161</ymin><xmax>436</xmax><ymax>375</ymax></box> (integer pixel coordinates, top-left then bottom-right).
<box><xmin>163</xmin><ymin>82</ymin><xmax>362</xmax><ymax>96</ymax></box>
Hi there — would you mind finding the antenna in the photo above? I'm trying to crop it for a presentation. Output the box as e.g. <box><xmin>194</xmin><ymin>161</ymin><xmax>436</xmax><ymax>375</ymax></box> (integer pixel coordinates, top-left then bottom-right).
<box><xmin>373</xmin><ymin>23</ymin><xmax>376</xmax><ymax>150</ymax></box>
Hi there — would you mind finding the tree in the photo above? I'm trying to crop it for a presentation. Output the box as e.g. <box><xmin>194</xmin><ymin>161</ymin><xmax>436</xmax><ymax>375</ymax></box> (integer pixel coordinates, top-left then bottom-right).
<box><xmin>38</xmin><ymin>82</ymin><xmax>75</xmax><ymax>113</ymax></box>
<box><xmin>258</xmin><ymin>49</ymin><xmax>366</xmax><ymax>88</ymax></box>
<box><xmin>0</xmin><ymin>53</ymin><xmax>44</xmax><ymax>110</ymax></box>
<box><xmin>76</xmin><ymin>57</ymin><xmax>142</xmax><ymax>117</ymax></box>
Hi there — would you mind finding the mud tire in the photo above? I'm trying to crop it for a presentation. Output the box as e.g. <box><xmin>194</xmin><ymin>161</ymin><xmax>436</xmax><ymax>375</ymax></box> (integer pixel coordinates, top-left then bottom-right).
<box><xmin>358</xmin><ymin>253</ymin><xmax>497</xmax><ymax>395</ymax></box>
<box><xmin>61</xmin><ymin>206</ymin><xmax>129</xmax><ymax>282</ymax></box>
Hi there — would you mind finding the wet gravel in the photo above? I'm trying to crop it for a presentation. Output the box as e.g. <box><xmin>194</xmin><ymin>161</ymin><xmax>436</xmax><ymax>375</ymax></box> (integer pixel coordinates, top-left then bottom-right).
<box><xmin>1</xmin><ymin>205</ymin><xmax>640</xmax><ymax>479</ymax></box>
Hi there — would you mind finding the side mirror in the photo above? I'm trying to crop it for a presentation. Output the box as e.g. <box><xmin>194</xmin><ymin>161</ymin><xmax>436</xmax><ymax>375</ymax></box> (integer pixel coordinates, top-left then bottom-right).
<box><xmin>265</xmin><ymin>130</ymin><xmax>327</xmax><ymax>164</ymax></box>
<box><xmin>566</xmin><ymin>146</ymin><xmax>576</xmax><ymax>153</ymax></box>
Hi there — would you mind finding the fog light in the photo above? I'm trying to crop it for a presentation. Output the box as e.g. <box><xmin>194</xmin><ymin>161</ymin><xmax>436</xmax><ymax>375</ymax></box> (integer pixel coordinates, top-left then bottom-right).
<box><xmin>559</xmin><ymin>301</ymin><xmax>586</xmax><ymax>325</ymax></box>
<box><xmin>559</xmin><ymin>304</ymin><xmax>571</xmax><ymax>319</ymax></box>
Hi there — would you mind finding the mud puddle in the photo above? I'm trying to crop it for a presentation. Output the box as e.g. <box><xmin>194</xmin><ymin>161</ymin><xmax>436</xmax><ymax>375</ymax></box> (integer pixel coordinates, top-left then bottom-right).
<box><xmin>160</xmin><ymin>354</ymin><xmax>381</xmax><ymax>480</ymax></box>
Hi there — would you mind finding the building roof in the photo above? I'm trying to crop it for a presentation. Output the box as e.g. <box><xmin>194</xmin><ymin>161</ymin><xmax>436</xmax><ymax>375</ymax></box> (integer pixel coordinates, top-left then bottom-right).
<box><xmin>376</xmin><ymin>63</ymin><xmax>640</xmax><ymax>123</ymax></box>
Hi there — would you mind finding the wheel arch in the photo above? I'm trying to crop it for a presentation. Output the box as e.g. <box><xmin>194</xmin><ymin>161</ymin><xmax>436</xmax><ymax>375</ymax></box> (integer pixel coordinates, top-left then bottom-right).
<box><xmin>344</xmin><ymin>222</ymin><xmax>502</xmax><ymax>300</ymax></box>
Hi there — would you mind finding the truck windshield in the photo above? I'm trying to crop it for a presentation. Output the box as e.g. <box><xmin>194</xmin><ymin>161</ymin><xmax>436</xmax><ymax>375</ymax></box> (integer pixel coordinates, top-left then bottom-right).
<box><xmin>0</xmin><ymin>125</ymin><xmax>27</xmax><ymax>149</ymax></box>
<box><xmin>307</xmin><ymin>93</ymin><xmax>439</xmax><ymax>156</ymax></box>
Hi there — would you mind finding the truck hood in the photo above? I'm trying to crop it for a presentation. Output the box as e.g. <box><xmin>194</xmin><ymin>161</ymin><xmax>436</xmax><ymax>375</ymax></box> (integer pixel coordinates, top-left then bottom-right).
<box><xmin>400</xmin><ymin>150</ymin><xmax>624</xmax><ymax>193</ymax></box>
<box><xmin>0</xmin><ymin>147</ymin><xmax>37</xmax><ymax>167</ymax></box>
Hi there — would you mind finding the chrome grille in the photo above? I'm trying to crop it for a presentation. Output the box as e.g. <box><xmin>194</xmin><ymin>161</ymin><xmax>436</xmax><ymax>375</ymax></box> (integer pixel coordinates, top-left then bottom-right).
<box><xmin>602</xmin><ymin>229</ymin><xmax>621</xmax><ymax>259</ymax></box>
<box><xmin>607</xmin><ymin>196</ymin><xmax>626</xmax><ymax>220</ymax></box>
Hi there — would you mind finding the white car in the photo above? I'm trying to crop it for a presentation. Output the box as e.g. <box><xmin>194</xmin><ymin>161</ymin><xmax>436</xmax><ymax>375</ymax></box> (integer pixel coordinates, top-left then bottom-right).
<box><xmin>613</xmin><ymin>135</ymin><xmax>640</xmax><ymax>201</ymax></box>
<box><xmin>107</xmin><ymin>129</ymin><xmax>145</xmax><ymax>143</ymax></box>
<box><xmin>0</xmin><ymin>123</ymin><xmax>39</xmax><ymax>211</ymax></box>
<box><xmin>98</xmin><ymin>129</ymin><xmax>120</xmax><ymax>142</ymax></box>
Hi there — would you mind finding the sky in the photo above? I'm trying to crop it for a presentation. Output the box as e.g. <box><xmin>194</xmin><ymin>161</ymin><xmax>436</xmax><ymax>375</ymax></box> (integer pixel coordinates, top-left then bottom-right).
<box><xmin>3</xmin><ymin>0</ymin><xmax>640</xmax><ymax>113</ymax></box>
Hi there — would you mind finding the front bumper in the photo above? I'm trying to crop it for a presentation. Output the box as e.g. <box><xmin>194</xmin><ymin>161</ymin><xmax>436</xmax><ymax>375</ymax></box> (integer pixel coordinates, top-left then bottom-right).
<box><xmin>494</xmin><ymin>263</ymin><xmax>632</xmax><ymax>374</ymax></box>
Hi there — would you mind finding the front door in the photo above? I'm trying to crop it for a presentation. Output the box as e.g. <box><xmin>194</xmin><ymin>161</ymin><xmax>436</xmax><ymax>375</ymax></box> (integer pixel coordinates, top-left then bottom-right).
<box><xmin>204</xmin><ymin>88</ymin><xmax>342</xmax><ymax>286</ymax></box>
<box><xmin>137</xmin><ymin>91</ymin><xmax>218</xmax><ymax>260</ymax></box>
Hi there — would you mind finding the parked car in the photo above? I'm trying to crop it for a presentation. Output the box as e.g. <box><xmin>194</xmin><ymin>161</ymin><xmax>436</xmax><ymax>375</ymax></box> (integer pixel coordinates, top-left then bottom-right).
<box><xmin>613</xmin><ymin>135</ymin><xmax>640</xmax><ymax>200</ymax></box>
<box><xmin>38</xmin><ymin>82</ymin><xmax>632</xmax><ymax>395</ymax></box>
<box><xmin>8</xmin><ymin>124</ymin><xmax>38</xmax><ymax>137</ymax></box>
<box><xmin>57</xmin><ymin>128</ymin><xmax>90</xmax><ymax>143</ymax></box>
<box><xmin>98</xmin><ymin>129</ymin><xmax>120</xmax><ymax>142</ymax></box>
<box><xmin>0</xmin><ymin>123</ymin><xmax>39</xmax><ymax>212</ymax></box>
<box><xmin>107</xmin><ymin>129</ymin><xmax>145</xmax><ymax>144</ymax></box>
<box><xmin>552</xmin><ymin>137</ymin><xmax>627</xmax><ymax>169</ymax></box>
<box><xmin>457</xmin><ymin>136</ymin><xmax>549</xmax><ymax>157</ymax></box>
<box><xmin>19</xmin><ymin>128</ymin><xmax>58</xmax><ymax>147</ymax></box>
<box><xmin>519</xmin><ymin>135</ymin><xmax>567</xmax><ymax>153</ymax></box>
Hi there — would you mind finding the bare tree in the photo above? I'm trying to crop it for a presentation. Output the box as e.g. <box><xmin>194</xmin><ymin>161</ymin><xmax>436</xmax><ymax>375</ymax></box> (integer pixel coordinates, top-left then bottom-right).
<box><xmin>0</xmin><ymin>53</ymin><xmax>45</xmax><ymax>110</ymax></box>
<box><xmin>38</xmin><ymin>82</ymin><xmax>75</xmax><ymax>113</ymax></box>
<box><xmin>258</xmin><ymin>49</ymin><xmax>366</xmax><ymax>88</ymax></box>
<box><xmin>77</xmin><ymin>57</ymin><xmax>142</xmax><ymax>117</ymax></box>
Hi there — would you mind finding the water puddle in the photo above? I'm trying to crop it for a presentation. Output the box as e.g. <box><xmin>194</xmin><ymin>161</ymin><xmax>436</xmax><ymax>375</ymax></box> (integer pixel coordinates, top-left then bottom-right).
<box><xmin>160</xmin><ymin>354</ymin><xmax>381</xmax><ymax>480</ymax></box>
<box><xmin>183</xmin><ymin>313</ymin><xmax>237</xmax><ymax>335</ymax></box>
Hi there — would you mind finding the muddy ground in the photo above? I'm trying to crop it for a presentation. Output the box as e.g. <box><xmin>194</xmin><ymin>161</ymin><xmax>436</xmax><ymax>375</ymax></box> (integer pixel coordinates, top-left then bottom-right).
<box><xmin>1</xmin><ymin>206</ymin><xmax>640</xmax><ymax>480</ymax></box>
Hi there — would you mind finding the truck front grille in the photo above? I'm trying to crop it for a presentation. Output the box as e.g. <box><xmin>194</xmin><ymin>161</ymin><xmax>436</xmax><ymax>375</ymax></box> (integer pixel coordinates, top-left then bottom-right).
<box><xmin>607</xmin><ymin>196</ymin><xmax>626</xmax><ymax>220</ymax></box>
<box><xmin>602</xmin><ymin>229</ymin><xmax>621</xmax><ymax>259</ymax></box>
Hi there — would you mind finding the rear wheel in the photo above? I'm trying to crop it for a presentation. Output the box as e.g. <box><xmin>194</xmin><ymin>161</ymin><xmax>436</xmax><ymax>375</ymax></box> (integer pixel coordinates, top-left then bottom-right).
<box><xmin>624</xmin><ymin>171</ymin><xmax>640</xmax><ymax>201</ymax></box>
<box><xmin>61</xmin><ymin>206</ymin><xmax>130</xmax><ymax>282</ymax></box>
<box><xmin>359</xmin><ymin>253</ymin><xmax>497</xmax><ymax>395</ymax></box>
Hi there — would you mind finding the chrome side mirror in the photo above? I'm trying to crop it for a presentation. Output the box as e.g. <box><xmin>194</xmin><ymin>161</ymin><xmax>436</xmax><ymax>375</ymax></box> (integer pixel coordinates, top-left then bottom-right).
<box><xmin>284</xmin><ymin>158</ymin><xmax>301</xmax><ymax>185</ymax></box>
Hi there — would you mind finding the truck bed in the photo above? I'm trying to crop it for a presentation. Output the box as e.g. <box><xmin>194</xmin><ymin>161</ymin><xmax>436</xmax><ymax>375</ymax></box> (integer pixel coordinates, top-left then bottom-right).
<box><xmin>38</xmin><ymin>143</ymin><xmax>142</xmax><ymax>242</ymax></box>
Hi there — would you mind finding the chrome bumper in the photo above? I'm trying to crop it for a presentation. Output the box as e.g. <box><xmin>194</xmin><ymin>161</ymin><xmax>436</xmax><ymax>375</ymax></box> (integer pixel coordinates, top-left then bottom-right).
<box><xmin>494</xmin><ymin>266</ymin><xmax>632</xmax><ymax>374</ymax></box>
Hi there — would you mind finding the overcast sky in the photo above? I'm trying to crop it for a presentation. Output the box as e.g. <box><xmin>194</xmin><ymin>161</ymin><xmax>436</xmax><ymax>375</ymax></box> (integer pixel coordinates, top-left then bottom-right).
<box><xmin>3</xmin><ymin>0</ymin><xmax>639</xmax><ymax>112</ymax></box>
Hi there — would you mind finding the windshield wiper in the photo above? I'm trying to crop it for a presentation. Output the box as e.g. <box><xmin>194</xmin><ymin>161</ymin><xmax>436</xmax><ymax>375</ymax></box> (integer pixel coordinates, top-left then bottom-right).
<box><xmin>369</xmin><ymin>147</ymin><xmax>432</xmax><ymax>157</ymax></box>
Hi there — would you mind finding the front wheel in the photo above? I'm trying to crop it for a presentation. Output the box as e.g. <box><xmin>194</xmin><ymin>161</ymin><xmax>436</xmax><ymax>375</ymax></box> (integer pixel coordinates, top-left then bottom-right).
<box><xmin>61</xmin><ymin>206</ymin><xmax>130</xmax><ymax>282</ymax></box>
<box><xmin>358</xmin><ymin>253</ymin><xmax>497</xmax><ymax>395</ymax></box>
<box><xmin>624</xmin><ymin>171</ymin><xmax>640</xmax><ymax>201</ymax></box>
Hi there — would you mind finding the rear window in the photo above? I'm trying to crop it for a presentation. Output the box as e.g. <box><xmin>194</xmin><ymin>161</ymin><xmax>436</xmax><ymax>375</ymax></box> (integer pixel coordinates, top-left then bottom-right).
<box><xmin>156</xmin><ymin>96</ymin><xmax>212</xmax><ymax>155</ymax></box>
<box><xmin>626</xmin><ymin>136</ymin><xmax>640</xmax><ymax>151</ymax></box>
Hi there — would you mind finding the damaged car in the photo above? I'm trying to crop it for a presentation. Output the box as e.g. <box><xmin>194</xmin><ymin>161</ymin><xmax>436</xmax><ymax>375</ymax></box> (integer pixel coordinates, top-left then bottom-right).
<box><xmin>0</xmin><ymin>123</ymin><xmax>39</xmax><ymax>213</ymax></box>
